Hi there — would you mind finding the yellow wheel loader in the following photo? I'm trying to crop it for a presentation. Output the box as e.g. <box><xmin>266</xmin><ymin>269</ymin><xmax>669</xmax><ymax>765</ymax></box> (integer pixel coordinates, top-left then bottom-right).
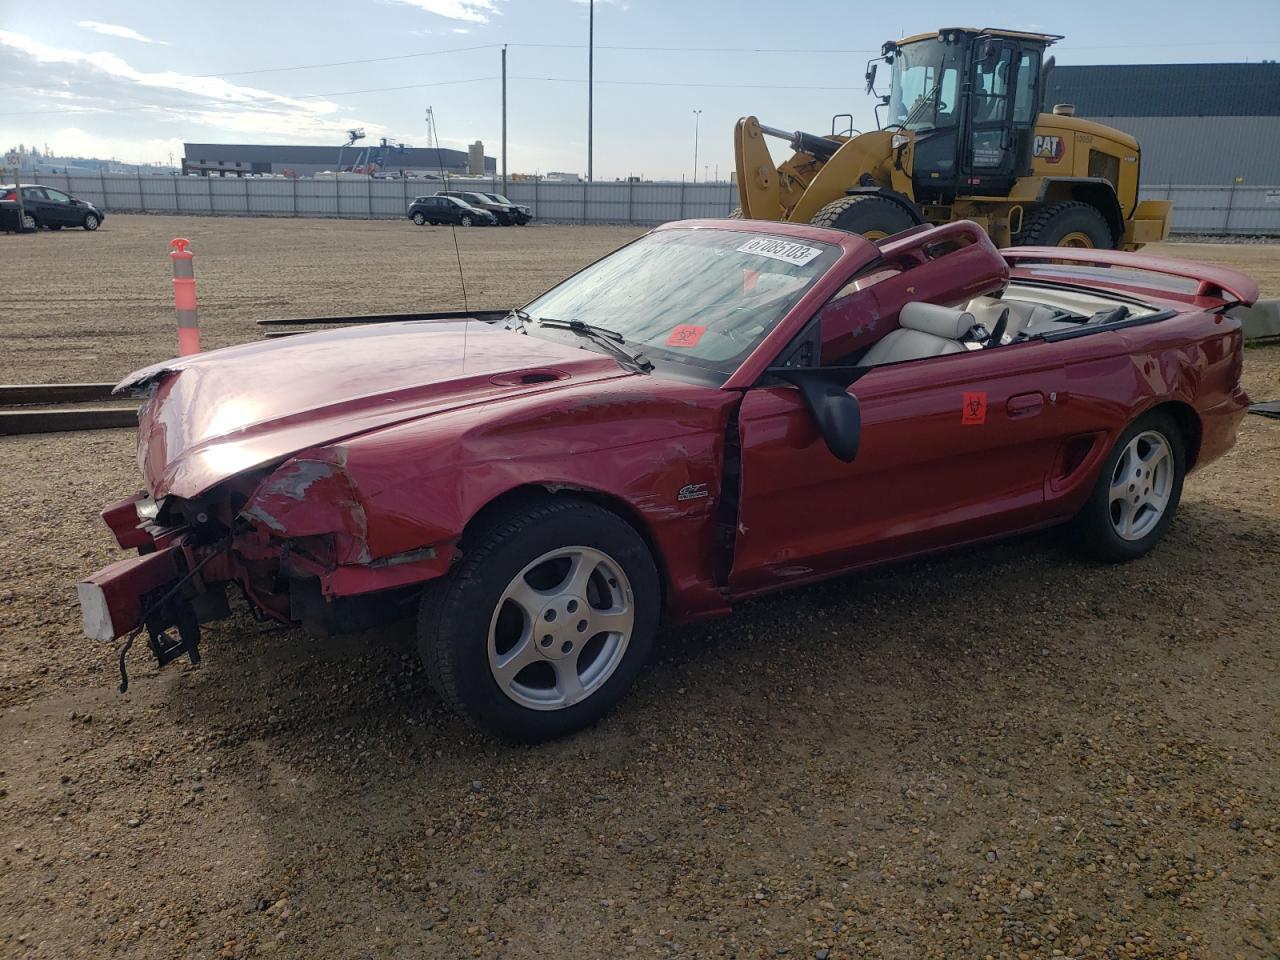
<box><xmin>733</xmin><ymin>28</ymin><xmax>1172</xmax><ymax>249</ymax></box>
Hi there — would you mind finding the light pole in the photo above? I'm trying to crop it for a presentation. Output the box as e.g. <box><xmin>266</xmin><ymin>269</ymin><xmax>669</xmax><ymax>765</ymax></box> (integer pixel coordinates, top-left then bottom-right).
<box><xmin>587</xmin><ymin>0</ymin><xmax>594</xmax><ymax>182</ymax></box>
<box><xmin>692</xmin><ymin>109</ymin><xmax>702</xmax><ymax>183</ymax></box>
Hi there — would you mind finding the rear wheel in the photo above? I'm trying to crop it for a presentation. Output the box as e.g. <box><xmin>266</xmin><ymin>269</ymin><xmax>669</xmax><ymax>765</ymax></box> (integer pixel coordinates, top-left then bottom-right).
<box><xmin>810</xmin><ymin>194</ymin><xmax>918</xmax><ymax>242</ymax></box>
<box><xmin>419</xmin><ymin>498</ymin><xmax>660</xmax><ymax>742</ymax></box>
<box><xmin>1068</xmin><ymin>411</ymin><xmax>1185</xmax><ymax>561</ymax></box>
<box><xmin>411</xmin><ymin>211</ymin><xmax>426</xmax><ymax>225</ymax></box>
<box><xmin>1016</xmin><ymin>201</ymin><xmax>1112</xmax><ymax>249</ymax></box>
<box><xmin>21</xmin><ymin>213</ymin><xmax>36</xmax><ymax>231</ymax></box>
<box><xmin>83</xmin><ymin>213</ymin><xmax>100</xmax><ymax>231</ymax></box>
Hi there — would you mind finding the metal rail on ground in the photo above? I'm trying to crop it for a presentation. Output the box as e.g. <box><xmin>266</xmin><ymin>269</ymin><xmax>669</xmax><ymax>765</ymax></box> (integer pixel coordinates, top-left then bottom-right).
<box><xmin>0</xmin><ymin>383</ymin><xmax>138</xmax><ymax>436</ymax></box>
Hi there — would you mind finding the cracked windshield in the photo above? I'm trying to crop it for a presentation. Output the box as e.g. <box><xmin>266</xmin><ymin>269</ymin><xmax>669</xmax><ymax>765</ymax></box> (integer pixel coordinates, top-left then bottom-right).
<box><xmin>519</xmin><ymin>228</ymin><xmax>840</xmax><ymax>371</ymax></box>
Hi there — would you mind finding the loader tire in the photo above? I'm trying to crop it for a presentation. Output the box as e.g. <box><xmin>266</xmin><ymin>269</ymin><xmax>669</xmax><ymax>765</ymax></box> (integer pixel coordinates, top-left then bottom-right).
<box><xmin>1016</xmin><ymin>201</ymin><xmax>1113</xmax><ymax>249</ymax></box>
<box><xmin>809</xmin><ymin>195</ymin><xmax>918</xmax><ymax>242</ymax></box>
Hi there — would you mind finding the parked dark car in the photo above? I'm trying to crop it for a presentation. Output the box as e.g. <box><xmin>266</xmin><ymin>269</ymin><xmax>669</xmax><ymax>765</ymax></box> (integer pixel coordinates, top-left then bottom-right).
<box><xmin>0</xmin><ymin>183</ymin><xmax>104</xmax><ymax>231</ymax></box>
<box><xmin>407</xmin><ymin>195</ymin><xmax>496</xmax><ymax>227</ymax></box>
<box><xmin>482</xmin><ymin>192</ymin><xmax>532</xmax><ymax>225</ymax></box>
<box><xmin>438</xmin><ymin>190</ymin><xmax>530</xmax><ymax>225</ymax></box>
<box><xmin>0</xmin><ymin>199</ymin><xmax>36</xmax><ymax>233</ymax></box>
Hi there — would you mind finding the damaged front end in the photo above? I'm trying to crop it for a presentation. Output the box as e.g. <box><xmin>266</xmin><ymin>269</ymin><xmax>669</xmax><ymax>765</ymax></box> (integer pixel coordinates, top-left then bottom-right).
<box><xmin>81</xmin><ymin>450</ymin><xmax>456</xmax><ymax>690</ymax></box>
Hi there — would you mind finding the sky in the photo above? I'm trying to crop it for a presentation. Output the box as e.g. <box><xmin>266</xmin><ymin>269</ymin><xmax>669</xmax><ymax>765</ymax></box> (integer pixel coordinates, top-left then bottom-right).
<box><xmin>1</xmin><ymin>0</ymin><xmax>1277</xmax><ymax>181</ymax></box>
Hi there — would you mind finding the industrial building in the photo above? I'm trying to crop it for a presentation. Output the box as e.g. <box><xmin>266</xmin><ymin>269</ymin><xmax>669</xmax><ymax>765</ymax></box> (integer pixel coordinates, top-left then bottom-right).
<box><xmin>1045</xmin><ymin>62</ymin><xmax>1280</xmax><ymax>185</ymax></box>
<box><xmin>181</xmin><ymin>142</ymin><xmax>495</xmax><ymax>178</ymax></box>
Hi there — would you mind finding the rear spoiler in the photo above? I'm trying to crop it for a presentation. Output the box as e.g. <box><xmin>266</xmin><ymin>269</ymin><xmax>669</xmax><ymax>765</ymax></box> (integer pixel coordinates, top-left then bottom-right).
<box><xmin>1002</xmin><ymin>247</ymin><xmax>1259</xmax><ymax>307</ymax></box>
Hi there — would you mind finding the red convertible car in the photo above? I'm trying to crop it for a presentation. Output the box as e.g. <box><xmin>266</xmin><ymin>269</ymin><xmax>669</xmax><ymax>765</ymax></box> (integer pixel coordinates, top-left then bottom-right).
<box><xmin>80</xmin><ymin>219</ymin><xmax>1256</xmax><ymax>740</ymax></box>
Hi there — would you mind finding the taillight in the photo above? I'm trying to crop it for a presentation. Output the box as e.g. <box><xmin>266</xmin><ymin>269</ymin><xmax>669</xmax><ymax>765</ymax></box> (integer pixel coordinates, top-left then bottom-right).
<box><xmin>1</xmin><ymin>190</ymin><xmax>14</xmax><ymax>201</ymax></box>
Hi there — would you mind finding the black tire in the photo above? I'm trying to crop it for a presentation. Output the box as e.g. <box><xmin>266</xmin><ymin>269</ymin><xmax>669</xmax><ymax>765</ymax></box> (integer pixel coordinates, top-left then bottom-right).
<box><xmin>83</xmin><ymin>213</ymin><xmax>100</xmax><ymax>231</ymax></box>
<box><xmin>809</xmin><ymin>194</ymin><xmax>918</xmax><ymax>241</ymax></box>
<box><xmin>1068</xmin><ymin>410</ymin><xmax>1186</xmax><ymax>562</ymax></box>
<box><xmin>412</xmin><ymin>212</ymin><xmax>426</xmax><ymax>225</ymax></box>
<box><xmin>459</xmin><ymin>215</ymin><xmax>473</xmax><ymax>227</ymax></box>
<box><xmin>1016</xmin><ymin>200</ymin><xmax>1112</xmax><ymax>249</ymax></box>
<box><xmin>418</xmin><ymin>498</ymin><xmax>660</xmax><ymax>742</ymax></box>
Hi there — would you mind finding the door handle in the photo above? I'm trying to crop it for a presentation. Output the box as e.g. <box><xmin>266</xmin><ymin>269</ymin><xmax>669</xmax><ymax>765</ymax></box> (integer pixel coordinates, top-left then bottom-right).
<box><xmin>1007</xmin><ymin>391</ymin><xmax>1045</xmax><ymax>417</ymax></box>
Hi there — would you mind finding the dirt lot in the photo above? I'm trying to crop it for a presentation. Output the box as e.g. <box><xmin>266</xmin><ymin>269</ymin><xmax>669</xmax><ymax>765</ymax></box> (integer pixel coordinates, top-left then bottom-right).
<box><xmin>1</xmin><ymin>216</ymin><xmax>1278</xmax><ymax>959</ymax></box>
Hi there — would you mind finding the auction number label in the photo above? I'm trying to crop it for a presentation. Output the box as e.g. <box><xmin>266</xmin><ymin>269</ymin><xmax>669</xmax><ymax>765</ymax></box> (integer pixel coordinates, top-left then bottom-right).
<box><xmin>736</xmin><ymin>236</ymin><xmax>823</xmax><ymax>267</ymax></box>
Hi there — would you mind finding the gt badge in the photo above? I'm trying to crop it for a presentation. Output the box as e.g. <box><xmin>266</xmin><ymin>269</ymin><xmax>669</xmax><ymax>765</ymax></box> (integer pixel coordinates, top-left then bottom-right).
<box><xmin>962</xmin><ymin>391</ymin><xmax>987</xmax><ymax>425</ymax></box>
<box><xmin>677</xmin><ymin>482</ymin><xmax>709</xmax><ymax>502</ymax></box>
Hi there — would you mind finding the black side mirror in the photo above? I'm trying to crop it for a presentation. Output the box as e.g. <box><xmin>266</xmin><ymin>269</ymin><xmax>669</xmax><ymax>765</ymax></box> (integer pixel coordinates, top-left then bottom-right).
<box><xmin>864</xmin><ymin>62</ymin><xmax>878</xmax><ymax>96</ymax></box>
<box><xmin>766</xmin><ymin>367</ymin><xmax>865</xmax><ymax>463</ymax></box>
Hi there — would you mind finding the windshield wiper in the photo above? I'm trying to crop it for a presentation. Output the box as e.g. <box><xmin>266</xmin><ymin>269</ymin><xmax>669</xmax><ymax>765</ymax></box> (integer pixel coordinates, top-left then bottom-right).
<box><xmin>538</xmin><ymin>318</ymin><xmax>654</xmax><ymax>374</ymax></box>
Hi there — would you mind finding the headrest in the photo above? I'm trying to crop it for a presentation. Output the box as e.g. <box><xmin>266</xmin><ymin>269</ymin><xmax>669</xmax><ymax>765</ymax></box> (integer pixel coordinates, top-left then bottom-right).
<box><xmin>898</xmin><ymin>302</ymin><xmax>975</xmax><ymax>340</ymax></box>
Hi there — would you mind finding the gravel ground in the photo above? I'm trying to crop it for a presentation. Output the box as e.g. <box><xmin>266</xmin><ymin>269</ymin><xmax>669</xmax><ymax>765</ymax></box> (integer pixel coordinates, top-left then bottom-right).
<box><xmin>0</xmin><ymin>217</ymin><xmax>1277</xmax><ymax>959</ymax></box>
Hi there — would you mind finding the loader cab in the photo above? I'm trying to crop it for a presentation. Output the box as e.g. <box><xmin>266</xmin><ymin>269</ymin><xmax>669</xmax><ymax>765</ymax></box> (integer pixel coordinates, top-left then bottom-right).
<box><xmin>879</xmin><ymin>29</ymin><xmax>1057</xmax><ymax>204</ymax></box>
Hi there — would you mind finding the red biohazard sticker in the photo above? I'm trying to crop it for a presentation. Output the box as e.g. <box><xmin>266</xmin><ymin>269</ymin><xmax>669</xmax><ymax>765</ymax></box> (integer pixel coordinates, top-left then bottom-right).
<box><xmin>666</xmin><ymin>324</ymin><xmax>707</xmax><ymax>348</ymax></box>
<box><xmin>962</xmin><ymin>391</ymin><xmax>988</xmax><ymax>425</ymax></box>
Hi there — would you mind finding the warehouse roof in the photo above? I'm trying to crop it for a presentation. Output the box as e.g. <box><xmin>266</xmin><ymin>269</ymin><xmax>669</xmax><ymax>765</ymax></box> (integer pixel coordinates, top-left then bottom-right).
<box><xmin>1045</xmin><ymin>62</ymin><xmax>1280</xmax><ymax>118</ymax></box>
<box><xmin>182</xmin><ymin>142</ymin><xmax>490</xmax><ymax>167</ymax></box>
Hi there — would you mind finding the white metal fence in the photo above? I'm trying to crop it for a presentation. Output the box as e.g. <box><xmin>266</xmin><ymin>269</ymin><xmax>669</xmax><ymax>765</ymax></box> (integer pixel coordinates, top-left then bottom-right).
<box><xmin>25</xmin><ymin>172</ymin><xmax>1280</xmax><ymax>235</ymax></box>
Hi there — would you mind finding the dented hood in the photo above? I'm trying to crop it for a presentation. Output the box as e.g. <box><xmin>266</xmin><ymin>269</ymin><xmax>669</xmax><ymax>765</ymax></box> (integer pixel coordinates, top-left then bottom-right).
<box><xmin>123</xmin><ymin>320</ymin><xmax>630</xmax><ymax>500</ymax></box>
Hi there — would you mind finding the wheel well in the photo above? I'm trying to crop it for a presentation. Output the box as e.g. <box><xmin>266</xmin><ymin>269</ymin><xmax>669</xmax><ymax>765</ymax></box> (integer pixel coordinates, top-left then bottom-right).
<box><xmin>460</xmin><ymin>483</ymin><xmax>671</xmax><ymax>605</ymax></box>
<box><xmin>1148</xmin><ymin>400</ymin><xmax>1203</xmax><ymax>470</ymax></box>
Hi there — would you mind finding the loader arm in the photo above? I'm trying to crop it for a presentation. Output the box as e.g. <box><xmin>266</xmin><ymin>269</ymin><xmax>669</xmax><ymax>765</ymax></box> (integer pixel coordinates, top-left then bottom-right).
<box><xmin>735</xmin><ymin>117</ymin><xmax>907</xmax><ymax>225</ymax></box>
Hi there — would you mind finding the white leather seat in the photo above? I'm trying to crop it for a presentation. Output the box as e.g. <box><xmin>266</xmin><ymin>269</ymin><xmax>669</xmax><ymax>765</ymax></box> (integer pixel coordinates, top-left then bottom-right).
<box><xmin>861</xmin><ymin>302</ymin><xmax>974</xmax><ymax>366</ymax></box>
<box><xmin>966</xmin><ymin>296</ymin><xmax>1056</xmax><ymax>342</ymax></box>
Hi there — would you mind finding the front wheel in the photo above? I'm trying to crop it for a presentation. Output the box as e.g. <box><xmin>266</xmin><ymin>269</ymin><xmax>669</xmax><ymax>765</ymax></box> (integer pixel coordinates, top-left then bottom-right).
<box><xmin>1068</xmin><ymin>411</ymin><xmax>1186</xmax><ymax>561</ymax></box>
<box><xmin>83</xmin><ymin>213</ymin><xmax>100</xmax><ymax>231</ymax></box>
<box><xmin>459</xmin><ymin>215</ymin><xmax>473</xmax><ymax>227</ymax></box>
<box><xmin>412</xmin><ymin>211</ymin><xmax>426</xmax><ymax>225</ymax></box>
<box><xmin>418</xmin><ymin>498</ymin><xmax>660</xmax><ymax>742</ymax></box>
<box><xmin>1016</xmin><ymin>201</ymin><xmax>1112</xmax><ymax>249</ymax></box>
<box><xmin>809</xmin><ymin>194</ymin><xmax>918</xmax><ymax>242</ymax></box>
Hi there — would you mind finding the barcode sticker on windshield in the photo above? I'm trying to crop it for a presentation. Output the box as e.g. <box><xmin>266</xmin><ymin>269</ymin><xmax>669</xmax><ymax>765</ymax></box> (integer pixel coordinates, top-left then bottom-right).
<box><xmin>736</xmin><ymin>236</ymin><xmax>823</xmax><ymax>267</ymax></box>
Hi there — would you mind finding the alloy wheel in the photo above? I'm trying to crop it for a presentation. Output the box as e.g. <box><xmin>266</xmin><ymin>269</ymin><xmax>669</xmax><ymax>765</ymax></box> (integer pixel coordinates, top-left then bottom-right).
<box><xmin>487</xmin><ymin>546</ymin><xmax>634</xmax><ymax>711</ymax></box>
<box><xmin>1108</xmin><ymin>430</ymin><xmax>1173</xmax><ymax>540</ymax></box>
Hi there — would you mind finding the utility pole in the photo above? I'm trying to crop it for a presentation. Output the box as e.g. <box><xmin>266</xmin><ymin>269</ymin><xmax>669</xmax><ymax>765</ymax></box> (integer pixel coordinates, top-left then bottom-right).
<box><xmin>587</xmin><ymin>0</ymin><xmax>594</xmax><ymax>182</ymax></box>
<box><xmin>692</xmin><ymin>109</ymin><xmax>702</xmax><ymax>183</ymax></box>
<box><xmin>501</xmin><ymin>44</ymin><xmax>508</xmax><ymax>193</ymax></box>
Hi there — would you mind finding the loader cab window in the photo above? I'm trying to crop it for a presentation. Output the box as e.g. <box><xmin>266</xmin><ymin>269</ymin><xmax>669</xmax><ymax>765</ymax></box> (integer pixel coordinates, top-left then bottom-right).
<box><xmin>1012</xmin><ymin>50</ymin><xmax>1041</xmax><ymax>124</ymax></box>
<box><xmin>887</xmin><ymin>41</ymin><xmax>962</xmax><ymax>132</ymax></box>
<box><xmin>966</xmin><ymin>41</ymin><xmax>1040</xmax><ymax>187</ymax></box>
<box><xmin>969</xmin><ymin>42</ymin><xmax>1017</xmax><ymax>172</ymax></box>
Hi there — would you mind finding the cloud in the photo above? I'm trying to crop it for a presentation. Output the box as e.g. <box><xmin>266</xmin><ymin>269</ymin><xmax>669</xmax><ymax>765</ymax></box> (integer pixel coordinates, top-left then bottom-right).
<box><xmin>391</xmin><ymin>0</ymin><xmax>499</xmax><ymax>23</ymax></box>
<box><xmin>76</xmin><ymin>21</ymin><xmax>169</xmax><ymax>45</ymax></box>
<box><xmin>0</xmin><ymin>30</ymin><xmax>383</xmax><ymax>153</ymax></box>
<box><xmin>1</xmin><ymin>30</ymin><xmax>330</xmax><ymax>112</ymax></box>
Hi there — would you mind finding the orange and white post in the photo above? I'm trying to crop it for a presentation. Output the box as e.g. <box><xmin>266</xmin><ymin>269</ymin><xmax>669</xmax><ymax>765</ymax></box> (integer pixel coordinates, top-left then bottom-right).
<box><xmin>169</xmin><ymin>238</ymin><xmax>201</xmax><ymax>356</ymax></box>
